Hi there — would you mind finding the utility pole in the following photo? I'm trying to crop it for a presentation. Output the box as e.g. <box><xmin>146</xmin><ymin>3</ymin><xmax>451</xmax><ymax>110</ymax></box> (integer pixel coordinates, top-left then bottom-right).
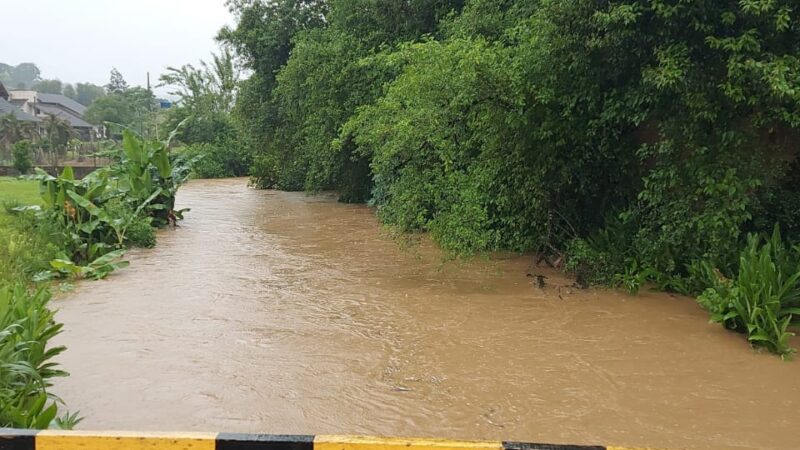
<box><xmin>147</xmin><ymin>71</ymin><xmax>160</xmax><ymax>139</ymax></box>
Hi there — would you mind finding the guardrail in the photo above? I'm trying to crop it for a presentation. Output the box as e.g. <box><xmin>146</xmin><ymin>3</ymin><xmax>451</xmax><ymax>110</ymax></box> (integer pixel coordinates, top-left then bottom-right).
<box><xmin>0</xmin><ymin>430</ymin><xmax>663</xmax><ymax>450</ymax></box>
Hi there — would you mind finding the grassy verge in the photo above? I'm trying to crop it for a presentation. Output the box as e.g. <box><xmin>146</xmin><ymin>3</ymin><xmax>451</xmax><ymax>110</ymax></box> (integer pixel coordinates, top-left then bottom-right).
<box><xmin>0</xmin><ymin>177</ymin><xmax>39</xmax><ymax>219</ymax></box>
<box><xmin>0</xmin><ymin>177</ymin><xmax>53</xmax><ymax>284</ymax></box>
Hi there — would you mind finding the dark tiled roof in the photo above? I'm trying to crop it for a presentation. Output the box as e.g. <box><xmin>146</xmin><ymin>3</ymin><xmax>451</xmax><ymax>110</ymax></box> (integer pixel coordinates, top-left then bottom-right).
<box><xmin>37</xmin><ymin>104</ymin><xmax>93</xmax><ymax>128</ymax></box>
<box><xmin>0</xmin><ymin>98</ymin><xmax>40</xmax><ymax>122</ymax></box>
<box><xmin>36</xmin><ymin>92</ymin><xmax>87</xmax><ymax>116</ymax></box>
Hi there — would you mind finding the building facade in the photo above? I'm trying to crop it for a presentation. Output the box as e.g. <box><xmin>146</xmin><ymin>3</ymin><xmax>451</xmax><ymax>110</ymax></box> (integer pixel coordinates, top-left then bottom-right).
<box><xmin>8</xmin><ymin>89</ymin><xmax>96</xmax><ymax>139</ymax></box>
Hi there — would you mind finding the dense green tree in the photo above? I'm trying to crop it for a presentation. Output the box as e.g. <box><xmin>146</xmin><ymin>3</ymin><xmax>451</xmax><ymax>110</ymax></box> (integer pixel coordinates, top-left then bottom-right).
<box><xmin>219</xmin><ymin>0</ymin><xmax>328</xmax><ymax>78</ymax></box>
<box><xmin>159</xmin><ymin>49</ymin><xmax>238</xmax><ymax>128</ymax></box>
<box><xmin>106</xmin><ymin>68</ymin><xmax>129</xmax><ymax>94</ymax></box>
<box><xmin>227</xmin><ymin>0</ymin><xmax>800</xmax><ymax>279</ymax></box>
<box><xmin>326</xmin><ymin>0</ymin><xmax>465</xmax><ymax>45</ymax></box>
<box><xmin>497</xmin><ymin>0</ymin><xmax>800</xmax><ymax>276</ymax></box>
<box><xmin>159</xmin><ymin>49</ymin><xmax>250</xmax><ymax>176</ymax></box>
<box><xmin>84</xmin><ymin>94</ymin><xmax>132</xmax><ymax>126</ymax></box>
<box><xmin>84</xmin><ymin>87</ymin><xmax>154</xmax><ymax>136</ymax></box>
<box><xmin>62</xmin><ymin>84</ymin><xmax>77</xmax><ymax>100</ymax></box>
<box><xmin>11</xmin><ymin>140</ymin><xmax>33</xmax><ymax>174</ymax></box>
<box><xmin>32</xmin><ymin>79</ymin><xmax>63</xmax><ymax>94</ymax></box>
<box><xmin>0</xmin><ymin>114</ymin><xmax>37</xmax><ymax>163</ymax></box>
<box><xmin>160</xmin><ymin>51</ymin><xmax>235</xmax><ymax>140</ymax></box>
<box><xmin>41</xmin><ymin>114</ymin><xmax>76</xmax><ymax>164</ymax></box>
<box><xmin>218</xmin><ymin>0</ymin><xmax>330</xmax><ymax>186</ymax></box>
<box><xmin>0</xmin><ymin>63</ymin><xmax>10</xmax><ymax>82</ymax></box>
<box><xmin>0</xmin><ymin>114</ymin><xmax>37</xmax><ymax>150</ymax></box>
<box><xmin>441</xmin><ymin>0</ymin><xmax>538</xmax><ymax>40</ymax></box>
<box><xmin>75</xmin><ymin>83</ymin><xmax>106</xmax><ymax>106</ymax></box>
<box><xmin>225</xmin><ymin>0</ymin><xmax>464</xmax><ymax>194</ymax></box>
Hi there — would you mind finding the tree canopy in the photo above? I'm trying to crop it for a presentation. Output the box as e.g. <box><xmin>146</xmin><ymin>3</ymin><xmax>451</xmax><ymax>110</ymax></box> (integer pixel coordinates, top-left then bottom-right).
<box><xmin>222</xmin><ymin>0</ymin><xmax>800</xmax><ymax>279</ymax></box>
<box><xmin>84</xmin><ymin>68</ymin><xmax>154</xmax><ymax>136</ymax></box>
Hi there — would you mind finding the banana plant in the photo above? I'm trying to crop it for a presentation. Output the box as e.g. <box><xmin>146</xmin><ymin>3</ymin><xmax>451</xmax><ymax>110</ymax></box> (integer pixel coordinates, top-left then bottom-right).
<box><xmin>20</xmin><ymin>125</ymin><xmax>194</xmax><ymax>281</ymax></box>
<box><xmin>113</xmin><ymin>129</ymin><xmax>194</xmax><ymax>227</ymax></box>
<box><xmin>49</xmin><ymin>250</ymin><xmax>129</xmax><ymax>280</ymax></box>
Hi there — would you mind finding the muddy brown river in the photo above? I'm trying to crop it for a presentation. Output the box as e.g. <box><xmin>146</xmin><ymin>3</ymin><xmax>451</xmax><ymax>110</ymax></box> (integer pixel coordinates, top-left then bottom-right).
<box><xmin>53</xmin><ymin>178</ymin><xmax>798</xmax><ymax>450</ymax></box>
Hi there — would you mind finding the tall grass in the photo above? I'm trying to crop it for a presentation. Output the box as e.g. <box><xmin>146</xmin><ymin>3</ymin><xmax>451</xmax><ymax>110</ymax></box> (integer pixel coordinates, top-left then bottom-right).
<box><xmin>0</xmin><ymin>179</ymin><xmax>56</xmax><ymax>285</ymax></box>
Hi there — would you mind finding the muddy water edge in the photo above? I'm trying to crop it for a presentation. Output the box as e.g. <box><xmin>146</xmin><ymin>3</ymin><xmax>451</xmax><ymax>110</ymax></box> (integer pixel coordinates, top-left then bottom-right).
<box><xmin>52</xmin><ymin>178</ymin><xmax>798</xmax><ymax>450</ymax></box>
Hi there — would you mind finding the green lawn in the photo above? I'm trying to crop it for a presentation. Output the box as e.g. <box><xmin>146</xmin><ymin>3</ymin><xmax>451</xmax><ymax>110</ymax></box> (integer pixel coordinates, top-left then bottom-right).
<box><xmin>0</xmin><ymin>177</ymin><xmax>43</xmax><ymax>283</ymax></box>
<box><xmin>0</xmin><ymin>177</ymin><xmax>39</xmax><ymax>221</ymax></box>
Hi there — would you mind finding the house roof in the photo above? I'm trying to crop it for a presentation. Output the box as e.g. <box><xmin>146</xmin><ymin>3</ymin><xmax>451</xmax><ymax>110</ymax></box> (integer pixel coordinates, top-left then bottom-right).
<box><xmin>0</xmin><ymin>82</ymin><xmax>8</xmax><ymax>100</ymax></box>
<box><xmin>36</xmin><ymin>92</ymin><xmax>87</xmax><ymax>116</ymax></box>
<box><xmin>0</xmin><ymin>98</ymin><xmax>41</xmax><ymax>122</ymax></box>
<box><xmin>37</xmin><ymin>104</ymin><xmax>93</xmax><ymax>128</ymax></box>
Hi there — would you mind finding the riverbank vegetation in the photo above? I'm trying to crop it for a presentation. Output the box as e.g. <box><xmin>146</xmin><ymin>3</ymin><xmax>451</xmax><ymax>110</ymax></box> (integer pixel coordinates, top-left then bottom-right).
<box><xmin>0</xmin><ymin>284</ymin><xmax>79</xmax><ymax>429</ymax></box>
<box><xmin>221</xmin><ymin>0</ymin><xmax>800</xmax><ymax>356</ymax></box>
<box><xmin>0</xmin><ymin>130</ymin><xmax>193</xmax><ymax>427</ymax></box>
<box><xmin>158</xmin><ymin>51</ymin><xmax>250</xmax><ymax>179</ymax></box>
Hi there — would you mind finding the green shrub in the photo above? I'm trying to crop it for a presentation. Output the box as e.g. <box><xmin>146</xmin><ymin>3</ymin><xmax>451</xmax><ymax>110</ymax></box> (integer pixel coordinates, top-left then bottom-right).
<box><xmin>125</xmin><ymin>215</ymin><xmax>156</xmax><ymax>248</ymax></box>
<box><xmin>249</xmin><ymin>153</ymin><xmax>280</xmax><ymax>189</ymax></box>
<box><xmin>344</xmin><ymin>38</ymin><xmax>546</xmax><ymax>253</ymax></box>
<box><xmin>698</xmin><ymin>226</ymin><xmax>800</xmax><ymax>357</ymax></box>
<box><xmin>565</xmin><ymin>238</ymin><xmax>619</xmax><ymax>287</ymax></box>
<box><xmin>181</xmin><ymin>141</ymin><xmax>250</xmax><ymax>180</ymax></box>
<box><xmin>188</xmin><ymin>143</ymin><xmax>231</xmax><ymax>179</ymax></box>
<box><xmin>11</xmin><ymin>140</ymin><xmax>33</xmax><ymax>175</ymax></box>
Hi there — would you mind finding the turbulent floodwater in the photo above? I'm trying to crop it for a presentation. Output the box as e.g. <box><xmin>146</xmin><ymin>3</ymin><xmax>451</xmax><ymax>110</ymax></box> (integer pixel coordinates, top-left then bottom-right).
<box><xmin>53</xmin><ymin>178</ymin><xmax>798</xmax><ymax>450</ymax></box>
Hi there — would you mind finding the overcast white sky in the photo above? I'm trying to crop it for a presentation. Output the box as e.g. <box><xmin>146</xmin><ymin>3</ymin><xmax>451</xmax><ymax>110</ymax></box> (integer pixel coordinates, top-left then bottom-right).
<box><xmin>0</xmin><ymin>0</ymin><xmax>233</xmax><ymax>95</ymax></box>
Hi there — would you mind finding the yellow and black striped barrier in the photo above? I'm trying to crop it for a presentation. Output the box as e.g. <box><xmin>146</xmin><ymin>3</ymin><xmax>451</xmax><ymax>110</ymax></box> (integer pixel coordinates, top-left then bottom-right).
<box><xmin>0</xmin><ymin>430</ymin><xmax>664</xmax><ymax>450</ymax></box>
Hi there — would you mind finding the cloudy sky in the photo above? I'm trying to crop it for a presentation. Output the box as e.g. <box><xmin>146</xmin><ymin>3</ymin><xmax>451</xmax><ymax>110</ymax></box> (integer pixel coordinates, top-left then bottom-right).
<box><xmin>0</xmin><ymin>0</ymin><xmax>233</xmax><ymax>94</ymax></box>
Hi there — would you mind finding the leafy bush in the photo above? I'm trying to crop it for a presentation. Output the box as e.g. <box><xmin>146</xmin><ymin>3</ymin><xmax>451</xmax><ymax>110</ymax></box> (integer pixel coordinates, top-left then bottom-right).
<box><xmin>343</xmin><ymin>38</ymin><xmax>537</xmax><ymax>253</ymax></box>
<box><xmin>0</xmin><ymin>283</ymin><xmax>78</xmax><ymax>428</ymax></box>
<box><xmin>181</xmin><ymin>142</ymin><xmax>249</xmax><ymax>179</ymax></box>
<box><xmin>125</xmin><ymin>215</ymin><xmax>156</xmax><ymax>248</ymax></box>
<box><xmin>11</xmin><ymin>140</ymin><xmax>33</xmax><ymax>175</ymax></box>
<box><xmin>565</xmin><ymin>239</ymin><xmax>619</xmax><ymax>287</ymax></box>
<box><xmin>698</xmin><ymin>227</ymin><xmax>800</xmax><ymax>357</ymax></box>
